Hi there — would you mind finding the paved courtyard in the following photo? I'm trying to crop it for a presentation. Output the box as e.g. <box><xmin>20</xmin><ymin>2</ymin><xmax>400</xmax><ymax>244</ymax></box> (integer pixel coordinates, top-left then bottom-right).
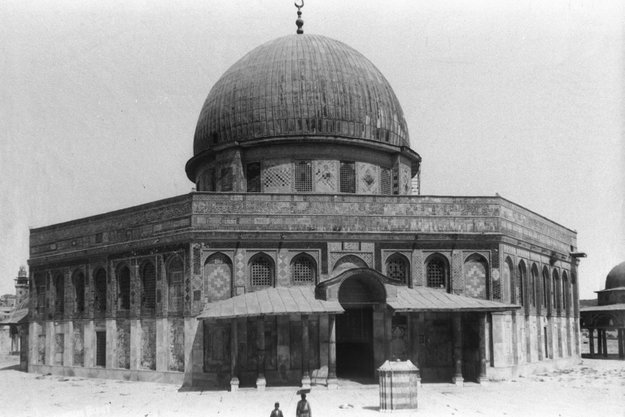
<box><xmin>0</xmin><ymin>355</ymin><xmax>623</xmax><ymax>417</ymax></box>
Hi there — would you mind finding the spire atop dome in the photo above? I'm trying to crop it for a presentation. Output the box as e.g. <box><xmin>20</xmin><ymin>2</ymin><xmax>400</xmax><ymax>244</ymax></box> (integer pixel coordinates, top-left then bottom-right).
<box><xmin>295</xmin><ymin>0</ymin><xmax>304</xmax><ymax>34</ymax></box>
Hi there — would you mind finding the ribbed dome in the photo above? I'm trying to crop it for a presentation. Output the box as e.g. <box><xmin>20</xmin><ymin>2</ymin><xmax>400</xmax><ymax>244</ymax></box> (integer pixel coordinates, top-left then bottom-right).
<box><xmin>605</xmin><ymin>261</ymin><xmax>625</xmax><ymax>289</ymax></box>
<box><xmin>193</xmin><ymin>34</ymin><xmax>410</xmax><ymax>156</ymax></box>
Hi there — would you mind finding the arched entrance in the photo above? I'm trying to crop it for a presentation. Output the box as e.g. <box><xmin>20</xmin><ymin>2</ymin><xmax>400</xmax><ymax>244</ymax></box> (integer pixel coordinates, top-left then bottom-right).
<box><xmin>335</xmin><ymin>273</ymin><xmax>386</xmax><ymax>379</ymax></box>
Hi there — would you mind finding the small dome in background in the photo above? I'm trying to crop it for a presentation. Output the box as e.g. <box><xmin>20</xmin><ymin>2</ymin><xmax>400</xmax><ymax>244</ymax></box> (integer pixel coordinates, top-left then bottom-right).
<box><xmin>605</xmin><ymin>261</ymin><xmax>625</xmax><ymax>289</ymax></box>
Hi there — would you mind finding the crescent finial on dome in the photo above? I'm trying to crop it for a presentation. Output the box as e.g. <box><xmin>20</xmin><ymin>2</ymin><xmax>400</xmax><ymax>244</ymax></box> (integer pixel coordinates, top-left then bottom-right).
<box><xmin>295</xmin><ymin>0</ymin><xmax>304</xmax><ymax>34</ymax></box>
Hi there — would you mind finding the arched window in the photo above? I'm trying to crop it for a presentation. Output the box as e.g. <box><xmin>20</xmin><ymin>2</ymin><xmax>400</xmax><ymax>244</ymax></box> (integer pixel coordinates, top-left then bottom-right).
<box><xmin>72</xmin><ymin>270</ymin><xmax>85</xmax><ymax>314</ymax></box>
<box><xmin>35</xmin><ymin>273</ymin><xmax>46</xmax><ymax>314</ymax></box>
<box><xmin>530</xmin><ymin>264</ymin><xmax>538</xmax><ymax>308</ymax></box>
<box><xmin>426</xmin><ymin>254</ymin><xmax>449</xmax><ymax>291</ymax></box>
<box><xmin>463</xmin><ymin>254</ymin><xmax>489</xmax><ymax>299</ymax></box>
<box><xmin>168</xmin><ymin>256</ymin><xmax>184</xmax><ymax>313</ymax></box>
<box><xmin>386</xmin><ymin>253</ymin><xmax>409</xmax><ymax>284</ymax></box>
<box><xmin>333</xmin><ymin>255</ymin><xmax>367</xmax><ymax>275</ymax></box>
<box><xmin>204</xmin><ymin>253</ymin><xmax>233</xmax><ymax>302</ymax></box>
<box><xmin>504</xmin><ymin>257</ymin><xmax>514</xmax><ymax>304</ymax></box>
<box><xmin>517</xmin><ymin>261</ymin><xmax>526</xmax><ymax>306</ymax></box>
<box><xmin>94</xmin><ymin>268</ymin><xmax>107</xmax><ymax>313</ymax></box>
<box><xmin>562</xmin><ymin>271</ymin><xmax>569</xmax><ymax>313</ymax></box>
<box><xmin>54</xmin><ymin>273</ymin><xmax>64</xmax><ymax>315</ymax></box>
<box><xmin>250</xmin><ymin>253</ymin><xmax>274</xmax><ymax>287</ymax></box>
<box><xmin>552</xmin><ymin>269</ymin><xmax>560</xmax><ymax>313</ymax></box>
<box><xmin>117</xmin><ymin>265</ymin><xmax>131</xmax><ymax>310</ymax></box>
<box><xmin>291</xmin><ymin>253</ymin><xmax>316</xmax><ymax>285</ymax></box>
<box><xmin>541</xmin><ymin>267</ymin><xmax>549</xmax><ymax>311</ymax></box>
<box><xmin>141</xmin><ymin>261</ymin><xmax>157</xmax><ymax>312</ymax></box>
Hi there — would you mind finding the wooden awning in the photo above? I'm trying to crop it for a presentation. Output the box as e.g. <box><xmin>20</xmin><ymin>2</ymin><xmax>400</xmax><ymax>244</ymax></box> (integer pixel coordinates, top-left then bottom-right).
<box><xmin>197</xmin><ymin>286</ymin><xmax>344</xmax><ymax>320</ymax></box>
<box><xmin>387</xmin><ymin>286</ymin><xmax>520</xmax><ymax>312</ymax></box>
<box><xmin>0</xmin><ymin>308</ymin><xmax>28</xmax><ymax>325</ymax></box>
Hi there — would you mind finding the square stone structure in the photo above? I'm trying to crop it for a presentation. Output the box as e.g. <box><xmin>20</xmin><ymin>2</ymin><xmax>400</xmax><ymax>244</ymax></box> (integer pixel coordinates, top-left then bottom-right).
<box><xmin>28</xmin><ymin>31</ymin><xmax>581</xmax><ymax>388</ymax></box>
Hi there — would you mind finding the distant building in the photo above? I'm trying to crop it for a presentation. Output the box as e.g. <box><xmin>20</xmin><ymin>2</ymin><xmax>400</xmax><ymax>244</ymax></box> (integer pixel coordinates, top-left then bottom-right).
<box><xmin>580</xmin><ymin>261</ymin><xmax>625</xmax><ymax>359</ymax></box>
<box><xmin>27</xmin><ymin>10</ymin><xmax>581</xmax><ymax>389</ymax></box>
<box><xmin>0</xmin><ymin>267</ymin><xmax>30</xmax><ymax>370</ymax></box>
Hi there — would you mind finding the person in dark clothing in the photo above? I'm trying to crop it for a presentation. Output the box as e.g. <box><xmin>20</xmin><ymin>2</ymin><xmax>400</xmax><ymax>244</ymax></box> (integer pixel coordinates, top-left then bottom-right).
<box><xmin>270</xmin><ymin>402</ymin><xmax>284</xmax><ymax>417</ymax></box>
<box><xmin>296</xmin><ymin>393</ymin><xmax>311</xmax><ymax>417</ymax></box>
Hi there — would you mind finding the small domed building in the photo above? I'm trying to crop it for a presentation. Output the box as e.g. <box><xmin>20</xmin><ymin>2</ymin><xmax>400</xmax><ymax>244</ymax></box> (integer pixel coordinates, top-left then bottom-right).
<box><xmin>580</xmin><ymin>262</ymin><xmax>625</xmax><ymax>359</ymax></box>
<box><xmin>27</xmin><ymin>11</ymin><xmax>581</xmax><ymax>388</ymax></box>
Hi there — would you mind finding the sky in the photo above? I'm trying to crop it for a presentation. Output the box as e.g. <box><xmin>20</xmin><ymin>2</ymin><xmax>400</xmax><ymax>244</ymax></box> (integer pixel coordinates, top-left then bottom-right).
<box><xmin>1</xmin><ymin>0</ymin><xmax>623</xmax><ymax>299</ymax></box>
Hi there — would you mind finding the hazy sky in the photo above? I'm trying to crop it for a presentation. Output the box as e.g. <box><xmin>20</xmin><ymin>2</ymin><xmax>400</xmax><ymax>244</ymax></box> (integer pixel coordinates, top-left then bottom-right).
<box><xmin>1</xmin><ymin>0</ymin><xmax>623</xmax><ymax>299</ymax></box>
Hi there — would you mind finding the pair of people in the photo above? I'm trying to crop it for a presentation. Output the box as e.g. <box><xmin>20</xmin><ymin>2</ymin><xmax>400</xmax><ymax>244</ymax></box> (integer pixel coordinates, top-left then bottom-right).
<box><xmin>270</xmin><ymin>393</ymin><xmax>311</xmax><ymax>417</ymax></box>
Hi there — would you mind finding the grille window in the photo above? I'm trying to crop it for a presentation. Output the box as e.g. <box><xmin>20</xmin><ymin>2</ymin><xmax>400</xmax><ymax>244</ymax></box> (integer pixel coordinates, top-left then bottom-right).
<box><xmin>518</xmin><ymin>265</ymin><xmax>525</xmax><ymax>306</ymax></box>
<box><xmin>387</xmin><ymin>254</ymin><xmax>408</xmax><ymax>284</ymax></box>
<box><xmin>340</xmin><ymin>161</ymin><xmax>355</xmax><ymax>193</ymax></box>
<box><xmin>96</xmin><ymin>331</ymin><xmax>106</xmax><ymax>367</ymax></box>
<box><xmin>381</xmin><ymin>168</ymin><xmax>392</xmax><ymax>195</ymax></box>
<box><xmin>250</xmin><ymin>254</ymin><xmax>274</xmax><ymax>287</ymax></box>
<box><xmin>294</xmin><ymin>160</ymin><xmax>312</xmax><ymax>192</ymax></box>
<box><xmin>36</xmin><ymin>274</ymin><xmax>46</xmax><ymax>314</ymax></box>
<box><xmin>220</xmin><ymin>167</ymin><xmax>233</xmax><ymax>191</ymax></box>
<box><xmin>246</xmin><ymin>162</ymin><xmax>261</xmax><ymax>192</ymax></box>
<box><xmin>141</xmin><ymin>261</ymin><xmax>156</xmax><ymax>312</ymax></box>
<box><xmin>118</xmin><ymin>266</ymin><xmax>131</xmax><ymax>310</ymax></box>
<box><xmin>426</xmin><ymin>258</ymin><xmax>447</xmax><ymax>289</ymax></box>
<box><xmin>291</xmin><ymin>254</ymin><xmax>316</xmax><ymax>285</ymax></box>
<box><xmin>492</xmin><ymin>271</ymin><xmax>502</xmax><ymax>301</ymax></box>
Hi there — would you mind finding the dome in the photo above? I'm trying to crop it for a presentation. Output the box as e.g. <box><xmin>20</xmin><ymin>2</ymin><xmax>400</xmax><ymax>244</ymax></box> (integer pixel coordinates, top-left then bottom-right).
<box><xmin>192</xmin><ymin>34</ymin><xmax>410</xmax><ymax>156</ymax></box>
<box><xmin>605</xmin><ymin>261</ymin><xmax>625</xmax><ymax>289</ymax></box>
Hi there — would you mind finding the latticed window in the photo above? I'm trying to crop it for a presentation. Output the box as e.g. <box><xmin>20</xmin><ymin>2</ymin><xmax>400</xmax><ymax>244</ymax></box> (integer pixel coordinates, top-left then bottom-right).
<box><xmin>340</xmin><ymin>161</ymin><xmax>355</xmax><ymax>193</ymax></box>
<box><xmin>94</xmin><ymin>268</ymin><xmax>107</xmax><ymax>313</ymax></box>
<box><xmin>542</xmin><ymin>269</ymin><xmax>549</xmax><ymax>308</ymax></box>
<box><xmin>141</xmin><ymin>261</ymin><xmax>156</xmax><ymax>311</ymax></box>
<box><xmin>381</xmin><ymin>168</ymin><xmax>392</xmax><ymax>195</ymax></box>
<box><xmin>426</xmin><ymin>257</ymin><xmax>447</xmax><ymax>289</ymax></box>
<box><xmin>294</xmin><ymin>160</ymin><xmax>312</xmax><ymax>192</ymax></box>
<box><xmin>168</xmin><ymin>256</ymin><xmax>184</xmax><ymax>313</ymax></box>
<box><xmin>118</xmin><ymin>266</ymin><xmax>131</xmax><ymax>310</ymax></box>
<box><xmin>250</xmin><ymin>254</ymin><xmax>274</xmax><ymax>287</ymax></box>
<box><xmin>387</xmin><ymin>254</ymin><xmax>408</xmax><ymax>283</ymax></box>
<box><xmin>492</xmin><ymin>272</ymin><xmax>502</xmax><ymax>301</ymax></box>
<box><xmin>73</xmin><ymin>271</ymin><xmax>85</xmax><ymax>313</ymax></box>
<box><xmin>291</xmin><ymin>254</ymin><xmax>316</xmax><ymax>285</ymax></box>
<box><xmin>220</xmin><ymin>167</ymin><xmax>233</xmax><ymax>191</ymax></box>
<box><xmin>246</xmin><ymin>162</ymin><xmax>261</xmax><ymax>192</ymax></box>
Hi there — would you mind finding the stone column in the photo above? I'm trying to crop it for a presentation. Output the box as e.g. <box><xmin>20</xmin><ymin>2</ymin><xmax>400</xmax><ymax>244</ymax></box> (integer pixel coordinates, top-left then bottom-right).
<box><xmin>327</xmin><ymin>314</ymin><xmax>338</xmax><ymax>389</ymax></box>
<box><xmin>453</xmin><ymin>315</ymin><xmax>463</xmax><ymax>386</ymax></box>
<box><xmin>301</xmin><ymin>315</ymin><xmax>311</xmax><ymax>388</ymax></box>
<box><xmin>256</xmin><ymin>318</ymin><xmax>266</xmax><ymax>390</ymax></box>
<box><xmin>602</xmin><ymin>330</ymin><xmax>608</xmax><ymax>357</ymax></box>
<box><xmin>589</xmin><ymin>328</ymin><xmax>595</xmax><ymax>357</ymax></box>
<box><xmin>230</xmin><ymin>320</ymin><xmax>239</xmax><ymax>392</ymax></box>
<box><xmin>478</xmin><ymin>313</ymin><xmax>487</xmax><ymax>383</ymax></box>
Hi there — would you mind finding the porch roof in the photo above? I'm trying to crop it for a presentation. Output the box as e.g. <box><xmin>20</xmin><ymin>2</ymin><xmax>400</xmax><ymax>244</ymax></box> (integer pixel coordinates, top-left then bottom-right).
<box><xmin>197</xmin><ymin>286</ymin><xmax>344</xmax><ymax>320</ymax></box>
<box><xmin>0</xmin><ymin>308</ymin><xmax>28</xmax><ymax>325</ymax></box>
<box><xmin>388</xmin><ymin>286</ymin><xmax>520</xmax><ymax>312</ymax></box>
<box><xmin>580</xmin><ymin>303</ymin><xmax>625</xmax><ymax>313</ymax></box>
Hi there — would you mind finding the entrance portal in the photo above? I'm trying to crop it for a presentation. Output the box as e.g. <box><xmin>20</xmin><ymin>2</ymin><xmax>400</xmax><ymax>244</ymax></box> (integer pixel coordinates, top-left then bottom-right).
<box><xmin>336</xmin><ymin>308</ymin><xmax>374</xmax><ymax>378</ymax></box>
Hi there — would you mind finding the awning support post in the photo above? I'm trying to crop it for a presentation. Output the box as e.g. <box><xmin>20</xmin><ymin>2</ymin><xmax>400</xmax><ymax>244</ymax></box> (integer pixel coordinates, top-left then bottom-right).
<box><xmin>255</xmin><ymin>318</ymin><xmax>266</xmax><ymax>390</ymax></box>
<box><xmin>453</xmin><ymin>315</ymin><xmax>464</xmax><ymax>386</ymax></box>
<box><xmin>327</xmin><ymin>314</ymin><xmax>338</xmax><ymax>389</ymax></box>
<box><xmin>301</xmin><ymin>314</ymin><xmax>311</xmax><ymax>388</ymax></box>
<box><xmin>589</xmin><ymin>328</ymin><xmax>595</xmax><ymax>357</ymax></box>
<box><xmin>230</xmin><ymin>319</ymin><xmax>239</xmax><ymax>392</ymax></box>
<box><xmin>478</xmin><ymin>312</ymin><xmax>487</xmax><ymax>383</ymax></box>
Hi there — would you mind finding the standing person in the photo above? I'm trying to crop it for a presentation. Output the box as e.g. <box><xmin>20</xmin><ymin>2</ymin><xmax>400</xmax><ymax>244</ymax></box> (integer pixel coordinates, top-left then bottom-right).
<box><xmin>296</xmin><ymin>393</ymin><xmax>311</xmax><ymax>417</ymax></box>
<box><xmin>270</xmin><ymin>402</ymin><xmax>284</xmax><ymax>417</ymax></box>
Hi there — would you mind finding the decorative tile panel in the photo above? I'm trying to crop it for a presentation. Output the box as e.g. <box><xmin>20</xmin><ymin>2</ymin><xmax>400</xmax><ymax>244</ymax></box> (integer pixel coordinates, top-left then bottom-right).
<box><xmin>263</xmin><ymin>160</ymin><xmax>293</xmax><ymax>193</ymax></box>
<box><xmin>314</xmin><ymin>160</ymin><xmax>338</xmax><ymax>193</ymax></box>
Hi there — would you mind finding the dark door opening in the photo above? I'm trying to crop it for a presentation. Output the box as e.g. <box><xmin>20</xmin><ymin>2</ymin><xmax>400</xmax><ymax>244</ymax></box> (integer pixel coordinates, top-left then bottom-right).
<box><xmin>461</xmin><ymin>315</ymin><xmax>480</xmax><ymax>383</ymax></box>
<box><xmin>96</xmin><ymin>331</ymin><xmax>106</xmax><ymax>367</ymax></box>
<box><xmin>336</xmin><ymin>308</ymin><xmax>374</xmax><ymax>379</ymax></box>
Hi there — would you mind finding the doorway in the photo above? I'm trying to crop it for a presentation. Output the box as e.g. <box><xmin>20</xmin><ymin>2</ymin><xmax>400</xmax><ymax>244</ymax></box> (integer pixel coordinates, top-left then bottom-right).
<box><xmin>336</xmin><ymin>308</ymin><xmax>374</xmax><ymax>378</ymax></box>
